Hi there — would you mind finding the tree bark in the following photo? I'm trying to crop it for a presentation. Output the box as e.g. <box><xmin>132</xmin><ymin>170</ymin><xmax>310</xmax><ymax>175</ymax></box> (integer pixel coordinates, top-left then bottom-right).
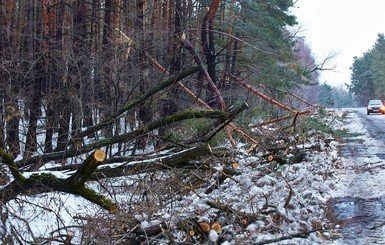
<box><xmin>44</xmin><ymin>105</ymin><xmax>54</xmax><ymax>153</ymax></box>
<box><xmin>18</xmin><ymin>107</ymin><xmax>227</xmax><ymax>169</ymax></box>
<box><xmin>0</xmin><ymin>91</ymin><xmax>4</xmax><ymax>149</ymax></box>
<box><xmin>157</xmin><ymin>0</ymin><xmax>185</xmax><ymax>146</ymax></box>
<box><xmin>24</xmin><ymin>0</ymin><xmax>46</xmax><ymax>157</ymax></box>
<box><xmin>24</xmin><ymin>75</ymin><xmax>42</xmax><ymax>159</ymax></box>
<box><xmin>100</xmin><ymin>0</ymin><xmax>114</xmax><ymax>139</ymax></box>
<box><xmin>91</xmin><ymin>145</ymin><xmax>230</xmax><ymax>179</ymax></box>
<box><xmin>54</xmin><ymin>0</ymin><xmax>72</xmax><ymax>152</ymax></box>
<box><xmin>1</xmin><ymin>142</ymin><xmax>232</xmax><ymax>212</ymax></box>
<box><xmin>5</xmin><ymin>99</ymin><xmax>20</xmax><ymax>158</ymax></box>
<box><xmin>66</xmin><ymin>149</ymin><xmax>106</xmax><ymax>185</ymax></box>
<box><xmin>201</xmin><ymin>0</ymin><xmax>220</xmax><ymax>107</ymax></box>
<box><xmin>0</xmin><ymin>149</ymin><xmax>116</xmax><ymax>212</ymax></box>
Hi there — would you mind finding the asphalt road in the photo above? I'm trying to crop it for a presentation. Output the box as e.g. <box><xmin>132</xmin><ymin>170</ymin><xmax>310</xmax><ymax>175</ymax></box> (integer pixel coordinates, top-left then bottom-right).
<box><xmin>329</xmin><ymin>107</ymin><xmax>385</xmax><ymax>244</ymax></box>
<box><xmin>355</xmin><ymin>107</ymin><xmax>385</xmax><ymax>142</ymax></box>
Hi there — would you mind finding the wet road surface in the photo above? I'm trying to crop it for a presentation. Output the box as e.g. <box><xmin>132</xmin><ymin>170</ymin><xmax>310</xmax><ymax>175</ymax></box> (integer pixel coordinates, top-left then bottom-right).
<box><xmin>328</xmin><ymin>108</ymin><xmax>385</xmax><ymax>244</ymax></box>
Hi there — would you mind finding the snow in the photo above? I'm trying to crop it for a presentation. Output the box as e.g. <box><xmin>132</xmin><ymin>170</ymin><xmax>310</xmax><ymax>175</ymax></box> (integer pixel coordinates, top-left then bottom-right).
<box><xmin>140</xmin><ymin>220</ymin><xmax>151</xmax><ymax>230</ymax></box>
<box><xmin>209</xmin><ymin>229</ymin><xmax>219</xmax><ymax>242</ymax></box>
<box><xmin>2</xmin><ymin>108</ymin><xmax>375</xmax><ymax>244</ymax></box>
<box><xmin>22</xmin><ymin>170</ymin><xmax>72</xmax><ymax>179</ymax></box>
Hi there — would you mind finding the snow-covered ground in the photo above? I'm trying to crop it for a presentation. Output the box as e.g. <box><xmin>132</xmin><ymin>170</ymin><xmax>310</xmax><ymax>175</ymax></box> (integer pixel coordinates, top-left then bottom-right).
<box><xmin>2</xmin><ymin>108</ymin><xmax>381</xmax><ymax>244</ymax></box>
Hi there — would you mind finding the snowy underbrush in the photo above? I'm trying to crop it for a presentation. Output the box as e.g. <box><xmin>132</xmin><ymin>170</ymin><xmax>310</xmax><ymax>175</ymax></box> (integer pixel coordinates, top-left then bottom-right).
<box><xmin>1</xmin><ymin>109</ymin><xmax>346</xmax><ymax>244</ymax></box>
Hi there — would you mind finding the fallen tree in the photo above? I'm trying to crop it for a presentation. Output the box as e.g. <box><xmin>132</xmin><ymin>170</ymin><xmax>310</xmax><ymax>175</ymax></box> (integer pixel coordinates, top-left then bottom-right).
<box><xmin>16</xmin><ymin>108</ymin><xmax>231</xmax><ymax>169</ymax></box>
<box><xmin>0</xmin><ymin>145</ymin><xmax>232</xmax><ymax>212</ymax></box>
<box><xmin>0</xmin><ymin>148</ymin><xmax>116</xmax><ymax>212</ymax></box>
<box><xmin>0</xmin><ymin>96</ymin><xmax>248</xmax><ymax>211</ymax></box>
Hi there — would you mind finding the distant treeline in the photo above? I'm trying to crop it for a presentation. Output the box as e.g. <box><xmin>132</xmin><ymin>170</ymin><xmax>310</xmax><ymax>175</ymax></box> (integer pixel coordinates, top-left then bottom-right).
<box><xmin>349</xmin><ymin>33</ymin><xmax>385</xmax><ymax>106</ymax></box>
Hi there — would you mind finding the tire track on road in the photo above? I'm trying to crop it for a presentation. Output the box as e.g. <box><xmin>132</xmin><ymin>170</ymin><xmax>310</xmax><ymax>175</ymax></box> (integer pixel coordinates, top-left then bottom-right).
<box><xmin>328</xmin><ymin>108</ymin><xmax>385</xmax><ymax>244</ymax></box>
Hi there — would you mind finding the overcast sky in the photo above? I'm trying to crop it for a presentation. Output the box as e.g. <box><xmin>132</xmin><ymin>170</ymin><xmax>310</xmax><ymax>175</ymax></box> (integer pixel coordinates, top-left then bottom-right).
<box><xmin>290</xmin><ymin>0</ymin><xmax>385</xmax><ymax>87</ymax></box>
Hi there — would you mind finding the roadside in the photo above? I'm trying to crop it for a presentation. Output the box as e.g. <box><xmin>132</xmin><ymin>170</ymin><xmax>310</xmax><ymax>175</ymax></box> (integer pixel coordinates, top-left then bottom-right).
<box><xmin>327</xmin><ymin>108</ymin><xmax>385</xmax><ymax>244</ymax></box>
<box><xmin>6</xmin><ymin>107</ymin><xmax>385</xmax><ymax>244</ymax></box>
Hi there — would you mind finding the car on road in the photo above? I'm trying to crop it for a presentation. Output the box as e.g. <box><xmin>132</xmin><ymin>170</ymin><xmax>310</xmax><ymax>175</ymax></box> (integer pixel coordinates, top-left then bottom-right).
<box><xmin>367</xmin><ymin>99</ymin><xmax>385</xmax><ymax>115</ymax></box>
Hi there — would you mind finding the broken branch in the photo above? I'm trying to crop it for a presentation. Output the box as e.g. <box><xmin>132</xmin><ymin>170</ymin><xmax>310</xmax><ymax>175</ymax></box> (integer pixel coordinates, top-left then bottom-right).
<box><xmin>0</xmin><ymin>149</ymin><xmax>116</xmax><ymax>212</ymax></box>
<box><xmin>0</xmin><ymin>147</ymin><xmax>25</xmax><ymax>183</ymax></box>
<box><xmin>65</xmin><ymin>149</ymin><xmax>106</xmax><ymax>186</ymax></box>
<box><xmin>249</xmin><ymin>110</ymin><xmax>311</xmax><ymax>128</ymax></box>
<box><xmin>233</xmin><ymin>79</ymin><xmax>295</xmax><ymax>112</ymax></box>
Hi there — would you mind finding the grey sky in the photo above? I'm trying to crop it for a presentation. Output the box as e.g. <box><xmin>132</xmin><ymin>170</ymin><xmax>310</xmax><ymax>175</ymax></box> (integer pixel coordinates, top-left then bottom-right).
<box><xmin>291</xmin><ymin>0</ymin><xmax>385</xmax><ymax>87</ymax></box>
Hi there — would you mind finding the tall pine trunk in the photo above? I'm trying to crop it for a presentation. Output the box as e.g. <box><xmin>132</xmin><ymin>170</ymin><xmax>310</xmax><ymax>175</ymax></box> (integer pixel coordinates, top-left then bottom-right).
<box><xmin>157</xmin><ymin>0</ymin><xmax>184</xmax><ymax>145</ymax></box>
<box><xmin>45</xmin><ymin>0</ymin><xmax>65</xmax><ymax>153</ymax></box>
<box><xmin>1</xmin><ymin>0</ymin><xmax>20</xmax><ymax>157</ymax></box>
<box><xmin>201</xmin><ymin>0</ymin><xmax>220</xmax><ymax>107</ymax></box>
<box><xmin>134</xmin><ymin>0</ymin><xmax>153</xmax><ymax>151</ymax></box>
<box><xmin>24</xmin><ymin>0</ymin><xmax>45</xmax><ymax>159</ymax></box>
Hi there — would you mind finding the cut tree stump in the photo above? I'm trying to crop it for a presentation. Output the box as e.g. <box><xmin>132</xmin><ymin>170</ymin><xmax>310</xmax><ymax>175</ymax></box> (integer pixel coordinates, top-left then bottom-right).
<box><xmin>66</xmin><ymin>149</ymin><xmax>106</xmax><ymax>186</ymax></box>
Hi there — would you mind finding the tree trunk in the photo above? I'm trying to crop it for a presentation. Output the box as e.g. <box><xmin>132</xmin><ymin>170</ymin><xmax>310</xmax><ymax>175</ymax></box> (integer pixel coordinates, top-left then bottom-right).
<box><xmin>0</xmin><ymin>92</ymin><xmax>4</xmax><ymax>149</ymax></box>
<box><xmin>17</xmin><ymin>107</ymin><xmax>228</xmax><ymax>168</ymax></box>
<box><xmin>56</xmin><ymin>97</ymin><xmax>71</xmax><ymax>151</ymax></box>
<box><xmin>0</xmin><ymin>148</ymin><xmax>116</xmax><ymax>212</ymax></box>
<box><xmin>158</xmin><ymin>0</ymin><xmax>184</xmax><ymax>143</ymax></box>
<box><xmin>66</xmin><ymin>149</ymin><xmax>106</xmax><ymax>185</ymax></box>
<box><xmin>91</xmin><ymin>145</ymin><xmax>230</xmax><ymax>179</ymax></box>
<box><xmin>5</xmin><ymin>99</ymin><xmax>20</xmax><ymax>157</ymax></box>
<box><xmin>70</xmin><ymin>0</ymin><xmax>91</xmax><ymax>139</ymax></box>
<box><xmin>221</xmin><ymin>0</ymin><xmax>235</xmax><ymax>90</ymax></box>
<box><xmin>24</xmin><ymin>0</ymin><xmax>45</xmax><ymax>159</ymax></box>
<box><xmin>201</xmin><ymin>0</ymin><xmax>220</xmax><ymax>107</ymax></box>
<box><xmin>1</xmin><ymin>0</ymin><xmax>20</xmax><ymax>157</ymax></box>
<box><xmin>100</xmin><ymin>0</ymin><xmax>114</xmax><ymax>140</ymax></box>
<box><xmin>24</xmin><ymin>76</ymin><xmax>42</xmax><ymax>159</ymax></box>
<box><xmin>0</xmin><ymin>14</ymin><xmax>3</xmax><ymax>149</ymax></box>
<box><xmin>44</xmin><ymin>105</ymin><xmax>54</xmax><ymax>153</ymax></box>
<box><xmin>135</xmin><ymin>0</ymin><xmax>153</xmax><ymax>151</ymax></box>
<box><xmin>82</xmin><ymin>0</ymin><xmax>99</xmax><ymax>131</ymax></box>
<box><xmin>50</xmin><ymin>0</ymin><xmax>69</xmax><ymax>152</ymax></box>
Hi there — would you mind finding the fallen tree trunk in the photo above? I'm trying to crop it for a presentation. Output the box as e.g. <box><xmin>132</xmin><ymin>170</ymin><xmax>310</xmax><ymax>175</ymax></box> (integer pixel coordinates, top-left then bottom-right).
<box><xmin>234</xmin><ymin>79</ymin><xmax>295</xmax><ymax>112</ymax></box>
<box><xmin>91</xmin><ymin>145</ymin><xmax>230</xmax><ymax>179</ymax></box>
<box><xmin>66</xmin><ymin>149</ymin><xmax>106</xmax><ymax>186</ymax></box>
<box><xmin>0</xmin><ymin>149</ymin><xmax>117</xmax><ymax>212</ymax></box>
<box><xmin>17</xmin><ymin>109</ymin><xmax>230</xmax><ymax>170</ymax></box>
<box><xmin>0</xmin><ymin>145</ymin><xmax>232</xmax><ymax>211</ymax></box>
<box><xmin>187</xmin><ymin>102</ymin><xmax>248</xmax><ymax>144</ymax></box>
<box><xmin>1</xmin><ymin>96</ymin><xmax>246</xmax><ymax>211</ymax></box>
